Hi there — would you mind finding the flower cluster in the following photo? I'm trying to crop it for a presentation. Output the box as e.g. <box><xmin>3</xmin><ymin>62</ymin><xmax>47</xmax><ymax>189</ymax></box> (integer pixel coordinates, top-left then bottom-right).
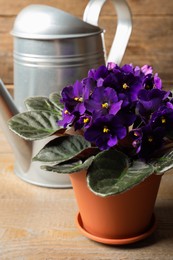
<box><xmin>58</xmin><ymin>63</ymin><xmax>173</xmax><ymax>161</ymax></box>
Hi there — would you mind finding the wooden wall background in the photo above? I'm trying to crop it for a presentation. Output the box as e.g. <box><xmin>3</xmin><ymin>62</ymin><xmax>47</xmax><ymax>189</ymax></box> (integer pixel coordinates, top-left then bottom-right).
<box><xmin>0</xmin><ymin>0</ymin><xmax>173</xmax><ymax>90</ymax></box>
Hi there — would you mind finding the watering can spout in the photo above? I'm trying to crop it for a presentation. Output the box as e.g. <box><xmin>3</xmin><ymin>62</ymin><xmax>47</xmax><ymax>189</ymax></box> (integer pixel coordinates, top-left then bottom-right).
<box><xmin>0</xmin><ymin>79</ymin><xmax>32</xmax><ymax>172</ymax></box>
<box><xmin>0</xmin><ymin>79</ymin><xmax>71</xmax><ymax>188</ymax></box>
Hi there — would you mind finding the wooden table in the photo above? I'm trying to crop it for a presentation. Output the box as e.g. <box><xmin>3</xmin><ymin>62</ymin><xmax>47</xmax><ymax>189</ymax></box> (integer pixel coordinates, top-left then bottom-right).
<box><xmin>0</xmin><ymin>129</ymin><xmax>173</xmax><ymax>259</ymax></box>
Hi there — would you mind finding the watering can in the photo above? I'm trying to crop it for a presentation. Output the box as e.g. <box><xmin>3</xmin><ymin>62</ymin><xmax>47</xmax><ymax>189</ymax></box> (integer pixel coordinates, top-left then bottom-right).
<box><xmin>0</xmin><ymin>0</ymin><xmax>132</xmax><ymax>188</ymax></box>
<box><xmin>12</xmin><ymin>0</ymin><xmax>132</xmax><ymax>112</ymax></box>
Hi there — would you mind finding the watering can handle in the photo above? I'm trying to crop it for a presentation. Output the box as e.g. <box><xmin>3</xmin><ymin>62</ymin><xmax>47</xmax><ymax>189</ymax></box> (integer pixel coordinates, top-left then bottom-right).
<box><xmin>83</xmin><ymin>0</ymin><xmax>132</xmax><ymax>65</ymax></box>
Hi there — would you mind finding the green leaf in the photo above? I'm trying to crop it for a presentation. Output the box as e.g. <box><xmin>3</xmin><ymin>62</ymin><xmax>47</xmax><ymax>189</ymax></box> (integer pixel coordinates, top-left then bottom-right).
<box><xmin>25</xmin><ymin>96</ymin><xmax>56</xmax><ymax>111</ymax></box>
<box><xmin>24</xmin><ymin>96</ymin><xmax>63</xmax><ymax>120</ymax></box>
<box><xmin>41</xmin><ymin>156</ymin><xmax>94</xmax><ymax>174</ymax></box>
<box><xmin>33</xmin><ymin>134</ymin><xmax>91</xmax><ymax>164</ymax></box>
<box><xmin>87</xmin><ymin>149</ymin><xmax>129</xmax><ymax>196</ymax></box>
<box><xmin>151</xmin><ymin>149</ymin><xmax>173</xmax><ymax>174</ymax></box>
<box><xmin>49</xmin><ymin>92</ymin><xmax>64</xmax><ymax>111</ymax></box>
<box><xmin>112</xmin><ymin>160</ymin><xmax>154</xmax><ymax>193</ymax></box>
<box><xmin>87</xmin><ymin>150</ymin><xmax>154</xmax><ymax>197</ymax></box>
<box><xmin>8</xmin><ymin>111</ymin><xmax>60</xmax><ymax>140</ymax></box>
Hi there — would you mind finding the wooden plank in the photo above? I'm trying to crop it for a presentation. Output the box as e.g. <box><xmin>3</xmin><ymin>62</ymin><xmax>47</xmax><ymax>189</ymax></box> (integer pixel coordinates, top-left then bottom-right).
<box><xmin>0</xmin><ymin>0</ymin><xmax>172</xmax><ymax>16</ymax></box>
<box><xmin>0</xmin><ymin>53</ymin><xmax>13</xmax><ymax>84</ymax></box>
<box><xmin>0</xmin><ymin>0</ymin><xmax>88</xmax><ymax>16</ymax></box>
<box><xmin>101</xmin><ymin>16</ymin><xmax>173</xmax><ymax>52</ymax></box>
<box><xmin>92</xmin><ymin>0</ymin><xmax>173</xmax><ymax>16</ymax></box>
<box><xmin>128</xmin><ymin>0</ymin><xmax>173</xmax><ymax>15</ymax></box>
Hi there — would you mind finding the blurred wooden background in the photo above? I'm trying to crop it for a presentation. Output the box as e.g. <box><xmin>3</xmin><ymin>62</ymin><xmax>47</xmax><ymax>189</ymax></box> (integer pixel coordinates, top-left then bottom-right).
<box><xmin>0</xmin><ymin>0</ymin><xmax>173</xmax><ymax>90</ymax></box>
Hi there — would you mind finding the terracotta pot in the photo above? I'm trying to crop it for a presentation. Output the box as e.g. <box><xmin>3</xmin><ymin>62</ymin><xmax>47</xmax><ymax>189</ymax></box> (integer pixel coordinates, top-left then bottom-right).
<box><xmin>69</xmin><ymin>171</ymin><xmax>162</xmax><ymax>244</ymax></box>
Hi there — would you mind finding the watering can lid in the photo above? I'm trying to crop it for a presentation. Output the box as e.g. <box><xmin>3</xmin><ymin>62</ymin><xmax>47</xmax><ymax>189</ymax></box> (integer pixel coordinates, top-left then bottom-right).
<box><xmin>11</xmin><ymin>4</ymin><xmax>102</xmax><ymax>39</ymax></box>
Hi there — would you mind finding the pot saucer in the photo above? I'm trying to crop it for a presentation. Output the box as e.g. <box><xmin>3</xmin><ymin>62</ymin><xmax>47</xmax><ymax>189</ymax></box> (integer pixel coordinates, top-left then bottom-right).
<box><xmin>76</xmin><ymin>213</ymin><xmax>157</xmax><ymax>245</ymax></box>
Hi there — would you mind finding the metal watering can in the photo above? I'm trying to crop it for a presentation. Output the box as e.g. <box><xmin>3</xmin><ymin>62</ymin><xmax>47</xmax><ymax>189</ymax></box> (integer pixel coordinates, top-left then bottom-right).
<box><xmin>0</xmin><ymin>0</ymin><xmax>132</xmax><ymax>188</ymax></box>
<box><xmin>12</xmin><ymin>0</ymin><xmax>132</xmax><ymax>112</ymax></box>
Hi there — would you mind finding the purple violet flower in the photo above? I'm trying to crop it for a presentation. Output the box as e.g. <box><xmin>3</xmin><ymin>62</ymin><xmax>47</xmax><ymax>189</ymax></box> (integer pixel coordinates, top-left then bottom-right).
<box><xmin>74</xmin><ymin>114</ymin><xmax>92</xmax><ymax>130</ymax></box>
<box><xmin>142</xmin><ymin>73</ymin><xmax>162</xmax><ymax>90</ymax></box>
<box><xmin>59</xmin><ymin>62</ymin><xmax>170</xmax><ymax>160</ymax></box>
<box><xmin>84</xmin><ymin>115</ymin><xmax>127</xmax><ymax>150</ymax></box>
<box><xmin>61</xmin><ymin>80</ymin><xmax>90</xmax><ymax>115</ymax></box>
<box><xmin>103</xmin><ymin>64</ymin><xmax>143</xmax><ymax>103</ymax></box>
<box><xmin>88</xmin><ymin>65</ymin><xmax>109</xmax><ymax>81</ymax></box>
<box><xmin>166</xmin><ymin>98</ymin><xmax>173</xmax><ymax>109</ymax></box>
<box><xmin>81</xmin><ymin>77</ymin><xmax>96</xmax><ymax>94</ymax></box>
<box><xmin>58</xmin><ymin>108</ymin><xmax>75</xmax><ymax>128</ymax></box>
<box><xmin>107</xmin><ymin>62</ymin><xmax>117</xmax><ymax>71</ymax></box>
<box><xmin>151</xmin><ymin>105</ymin><xmax>173</xmax><ymax>134</ymax></box>
<box><xmin>141</xmin><ymin>65</ymin><xmax>153</xmax><ymax>75</ymax></box>
<box><xmin>117</xmin><ymin>104</ymin><xmax>137</xmax><ymax>126</ymax></box>
<box><xmin>137</xmin><ymin>124</ymin><xmax>165</xmax><ymax>160</ymax></box>
<box><xmin>85</xmin><ymin>87</ymin><xmax>122</xmax><ymax>118</ymax></box>
<box><xmin>130</xmin><ymin>129</ymin><xmax>143</xmax><ymax>154</ymax></box>
<box><xmin>137</xmin><ymin>89</ymin><xmax>169</xmax><ymax>117</ymax></box>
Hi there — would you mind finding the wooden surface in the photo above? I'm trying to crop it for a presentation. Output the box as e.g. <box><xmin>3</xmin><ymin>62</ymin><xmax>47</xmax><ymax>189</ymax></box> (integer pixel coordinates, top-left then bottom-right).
<box><xmin>0</xmin><ymin>128</ymin><xmax>173</xmax><ymax>259</ymax></box>
<box><xmin>0</xmin><ymin>0</ymin><xmax>173</xmax><ymax>90</ymax></box>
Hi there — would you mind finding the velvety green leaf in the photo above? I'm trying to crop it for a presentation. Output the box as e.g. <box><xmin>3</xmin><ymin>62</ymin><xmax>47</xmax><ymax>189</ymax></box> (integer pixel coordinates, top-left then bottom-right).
<box><xmin>8</xmin><ymin>111</ymin><xmax>60</xmax><ymax>140</ymax></box>
<box><xmin>87</xmin><ymin>149</ymin><xmax>129</xmax><ymax>196</ymax></box>
<box><xmin>112</xmin><ymin>161</ymin><xmax>154</xmax><ymax>194</ymax></box>
<box><xmin>49</xmin><ymin>92</ymin><xmax>64</xmax><ymax>111</ymax></box>
<box><xmin>41</xmin><ymin>156</ymin><xmax>94</xmax><ymax>174</ymax></box>
<box><xmin>87</xmin><ymin>150</ymin><xmax>154</xmax><ymax>197</ymax></box>
<box><xmin>24</xmin><ymin>96</ymin><xmax>60</xmax><ymax>113</ymax></box>
<box><xmin>151</xmin><ymin>149</ymin><xmax>173</xmax><ymax>174</ymax></box>
<box><xmin>33</xmin><ymin>135</ymin><xmax>91</xmax><ymax>164</ymax></box>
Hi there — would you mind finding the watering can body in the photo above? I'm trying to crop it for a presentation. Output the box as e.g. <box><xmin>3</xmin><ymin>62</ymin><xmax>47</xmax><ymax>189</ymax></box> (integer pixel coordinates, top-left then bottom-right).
<box><xmin>12</xmin><ymin>1</ymin><xmax>132</xmax><ymax>112</ymax></box>
<box><xmin>0</xmin><ymin>0</ymin><xmax>132</xmax><ymax>188</ymax></box>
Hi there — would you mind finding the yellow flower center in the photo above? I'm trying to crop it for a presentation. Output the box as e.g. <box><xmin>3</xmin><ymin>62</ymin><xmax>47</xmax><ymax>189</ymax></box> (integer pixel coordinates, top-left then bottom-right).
<box><xmin>161</xmin><ymin>117</ymin><xmax>166</xmax><ymax>124</ymax></box>
<box><xmin>148</xmin><ymin>136</ymin><xmax>153</xmax><ymax>142</ymax></box>
<box><xmin>103</xmin><ymin>126</ymin><xmax>110</xmax><ymax>133</ymax></box>
<box><xmin>102</xmin><ymin>102</ymin><xmax>109</xmax><ymax>109</ymax></box>
<box><xmin>145</xmin><ymin>85</ymin><xmax>152</xmax><ymax>90</ymax></box>
<box><xmin>133</xmin><ymin>131</ymin><xmax>139</xmax><ymax>137</ymax></box>
<box><xmin>123</xmin><ymin>83</ymin><xmax>129</xmax><ymax>90</ymax></box>
<box><xmin>83</xmin><ymin>118</ymin><xmax>89</xmax><ymax>124</ymax></box>
<box><xmin>74</xmin><ymin>97</ymin><xmax>83</xmax><ymax>102</ymax></box>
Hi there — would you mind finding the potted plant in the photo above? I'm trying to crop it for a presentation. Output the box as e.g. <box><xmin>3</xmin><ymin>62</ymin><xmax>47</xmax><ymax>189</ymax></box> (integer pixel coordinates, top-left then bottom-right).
<box><xmin>8</xmin><ymin>63</ymin><xmax>173</xmax><ymax>245</ymax></box>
